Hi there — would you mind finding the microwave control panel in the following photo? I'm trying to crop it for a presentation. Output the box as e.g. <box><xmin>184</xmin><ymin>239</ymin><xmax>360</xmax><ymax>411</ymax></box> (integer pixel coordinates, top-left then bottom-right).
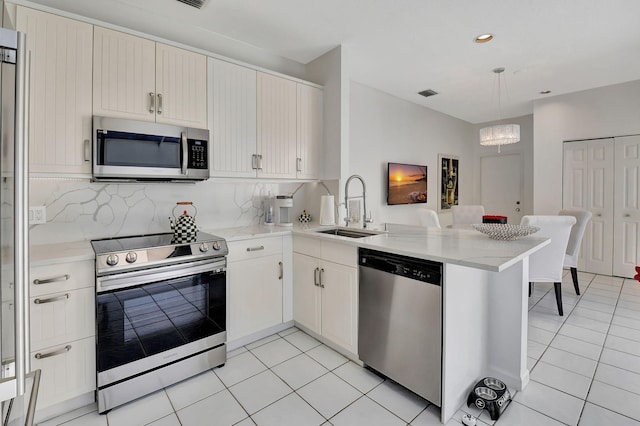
<box><xmin>187</xmin><ymin>140</ymin><xmax>208</xmax><ymax>169</ymax></box>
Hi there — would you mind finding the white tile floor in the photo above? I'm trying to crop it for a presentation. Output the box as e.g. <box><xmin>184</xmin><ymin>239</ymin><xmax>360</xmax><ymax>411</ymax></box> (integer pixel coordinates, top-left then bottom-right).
<box><xmin>39</xmin><ymin>271</ymin><xmax>640</xmax><ymax>426</ymax></box>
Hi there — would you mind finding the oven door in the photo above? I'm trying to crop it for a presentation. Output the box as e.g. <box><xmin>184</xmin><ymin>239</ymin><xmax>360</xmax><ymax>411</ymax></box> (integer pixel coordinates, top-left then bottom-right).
<box><xmin>96</xmin><ymin>259</ymin><xmax>225</xmax><ymax>388</ymax></box>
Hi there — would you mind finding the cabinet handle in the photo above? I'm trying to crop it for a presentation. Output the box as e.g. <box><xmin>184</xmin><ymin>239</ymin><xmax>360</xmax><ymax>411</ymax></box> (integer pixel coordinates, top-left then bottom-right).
<box><xmin>313</xmin><ymin>267</ymin><xmax>319</xmax><ymax>287</ymax></box>
<box><xmin>624</xmin><ymin>214</ymin><xmax>631</xmax><ymax>217</ymax></box>
<box><xmin>319</xmin><ymin>268</ymin><xmax>325</xmax><ymax>288</ymax></box>
<box><xmin>278</xmin><ymin>261</ymin><xmax>283</xmax><ymax>280</ymax></box>
<box><xmin>157</xmin><ymin>93</ymin><xmax>163</xmax><ymax>115</ymax></box>
<box><xmin>84</xmin><ymin>139</ymin><xmax>91</xmax><ymax>162</ymax></box>
<box><xmin>257</xmin><ymin>155</ymin><xmax>263</xmax><ymax>170</ymax></box>
<box><xmin>34</xmin><ymin>293</ymin><xmax>69</xmax><ymax>304</ymax></box>
<box><xmin>296</xmin><ymin>158</ymin><xmax>302</xmax><ymax>172</ymax></box>
<box><xmin>149</xmin><ymin>92</ymin><xmax>155</xmax><ymax>113</ymax></box>
<box><xmin>246</xmin><ymin>246</ymin><xmax>265</xmax><ymax>252</ymax></box>
<box><xmin>33</xmin><ymin>274</ymin><xmax>70</xmax><ymax>285</ymax></box>
<box><xmin>252</xmin><ymin>154</ymin><xmax>258</xmax><ymax>170</ymax></box>
<box><xmin>35</xmin><ymin>345</ymin><xmax>71</xmax><ymax>360</ymax></box>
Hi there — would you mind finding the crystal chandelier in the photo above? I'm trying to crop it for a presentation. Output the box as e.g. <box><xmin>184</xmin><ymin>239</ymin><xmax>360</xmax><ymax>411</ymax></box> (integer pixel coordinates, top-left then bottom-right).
<box><xmin>479</xmin><ymin>67</ymin><xmax>520</xmax><ymax>153</ymax></box>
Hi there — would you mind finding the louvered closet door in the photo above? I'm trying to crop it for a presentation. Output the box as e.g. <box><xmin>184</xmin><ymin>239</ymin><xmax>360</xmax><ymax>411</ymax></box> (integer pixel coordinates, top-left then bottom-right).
<box><xmin>257</xmin><ymin>72</ymin><xmax>297</xmax><ymax>179</ymax></box>
<box><xmin>613</xmin><ymin>135</ymin><xmax>640</xmax><ymax>278</ymax></box>
<box><xmin>563</xmin><ymin>139</ymin><xmax>614</xmax><ymax>275</ymax></box>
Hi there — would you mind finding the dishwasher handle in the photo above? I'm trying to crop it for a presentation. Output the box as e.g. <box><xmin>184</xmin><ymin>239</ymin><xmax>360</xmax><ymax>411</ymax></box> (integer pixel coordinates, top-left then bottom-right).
<box><xmin>359</xmin><ymin>248</ymin><xmax>442</xmax><ymax>285</ymax></box>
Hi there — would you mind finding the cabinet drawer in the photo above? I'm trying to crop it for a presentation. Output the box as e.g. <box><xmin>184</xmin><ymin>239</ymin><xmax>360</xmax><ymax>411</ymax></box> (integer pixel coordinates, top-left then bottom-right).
<box><xmin>31</xmin><ymin>336</ymin><xmax>96</xmax><ymax>410</ymax></box>
<box><xmin>227</xmin><ymin>236</ymin><xmax>282</xmax><ymax>262</ymax></box>
<box><xmin>31</xmin><ymin>287</ymin><xmax>95</xmax><ymax>351</ymax></box>
<box><xmin>30</xmin><ymin>261</ymin><xmax>94</xmax><ymax>297</ymax></box>
<box><xmin>293</xmin><ymin>235</ymin><xmax>321</xmax><ymax>258</ymax></box>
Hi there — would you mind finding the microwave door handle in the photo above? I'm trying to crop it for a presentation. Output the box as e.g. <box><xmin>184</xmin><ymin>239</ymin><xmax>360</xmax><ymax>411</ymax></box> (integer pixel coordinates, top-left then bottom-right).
<box><xmin>181</xmin><ymin>132</ymin><xmax>188</xmax><ymax>175</ymax></box>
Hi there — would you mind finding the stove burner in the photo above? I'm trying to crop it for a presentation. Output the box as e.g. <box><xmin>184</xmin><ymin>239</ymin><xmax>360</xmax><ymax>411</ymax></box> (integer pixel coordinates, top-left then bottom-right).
<box><xmin>91</xmin><ymin>232</ymin><xmax>228</xmax><ymax>276</ymax></box>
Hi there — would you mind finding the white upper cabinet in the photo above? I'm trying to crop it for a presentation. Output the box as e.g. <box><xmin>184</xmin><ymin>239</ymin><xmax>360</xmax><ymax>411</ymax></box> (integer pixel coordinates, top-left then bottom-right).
<box><xmin>257</xmin><ymin>72</ymin><xmax>298</xmax><ymax>179</ymax></box>
<box><xmin>209</xmin><ymin>58</ymin><xmax>257</xmax><ymax>178</ymax></box>
<box><xmin>296</xmin><ymin>84</ymin><xmax>323</xmax><ymax>179</ymax></box>
<box><xmin>93</xmin><ymin>27</ymin><xmax>207</xmax><ymax>128</ymax></box>
<box><xmin>15</xmin><ymin>6</ymin><xmax>93</xmax><ymax>175</ymax></box>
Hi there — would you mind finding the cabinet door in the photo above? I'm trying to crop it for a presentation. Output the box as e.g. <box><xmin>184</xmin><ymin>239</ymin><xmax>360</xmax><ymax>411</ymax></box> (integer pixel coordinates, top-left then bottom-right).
<box><xmin>320</xmin><ymin>261</ymin><xmax>358</xmax><ymax>354</ymax></box>
<box><xmin>16</xmin><ymin>7</ymin><xmax>93</xmax><ymax>174</ymax></box>
<box><xmin>155</xmin><ymin>43</ymin><xmax>207</xmax><ymax>128</ymax></box>
<box><xmin>613</xmin><ymin>135</ymin><xmax>640</xmax><ymax>278</ymax></box>
<box><xmin>257</xmin><ymin>72</ymin><xmax>297</xmax><ymax>178</ymax></box>
<box><xmin>93</xmin><ymin>26</ymin><xmax>156</xmax><ymax>122</ymax></box>
<box><xmin>31</xmin><ymin>336</ymin><xmax>96</xmax><ymax>410</ymax></box>
<box><xmin>228</xmin><ymin>254</ymin><xmax>283</xmax><ymax>341</ymax></box>
<box><xmin>292</xmin><ymin>253</ymin><xmax>321</xmax><ymax>334</ymax></box>
<box><xmin>209</xmin><ymin>58</ymin><xmax>257</xmax><ymax>177</ymax></box>
<box><xmin>297</xmin><ymin>84</ymin><xmax>323</xmax><ymax>179</ymax></box>
<box><xmin>30</xmin><ymin>287</ymin><xmax>95</xmax><ymax>351</ymax></box>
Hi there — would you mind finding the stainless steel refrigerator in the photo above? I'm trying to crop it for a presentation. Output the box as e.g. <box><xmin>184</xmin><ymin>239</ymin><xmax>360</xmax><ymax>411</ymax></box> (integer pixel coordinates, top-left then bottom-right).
<box><xmin>0</xmin><ymin>26</ymin><xmax>40</xmax><ymax>425</ymax></box>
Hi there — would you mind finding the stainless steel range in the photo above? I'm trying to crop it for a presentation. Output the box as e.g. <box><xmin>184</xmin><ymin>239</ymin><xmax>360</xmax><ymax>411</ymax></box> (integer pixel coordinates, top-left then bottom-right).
<box><xmin>91</xmin><ymin>232</ymin><xmax>228</xmax><ymax>414</ymax></box>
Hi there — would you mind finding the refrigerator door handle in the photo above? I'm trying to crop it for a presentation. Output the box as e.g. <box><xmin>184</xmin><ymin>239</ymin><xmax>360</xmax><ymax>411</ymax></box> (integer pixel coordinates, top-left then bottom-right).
<box><xmin>13</xmin><ymin>33</ymin><xmax>30</xmax><ymax>396</ymax></box>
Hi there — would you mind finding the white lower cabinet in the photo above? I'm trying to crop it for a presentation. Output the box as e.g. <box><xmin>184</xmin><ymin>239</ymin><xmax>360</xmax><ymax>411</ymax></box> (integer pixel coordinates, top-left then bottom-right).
<box><xmin>29</xmin><ymin>260</ymin><xmax>95</xmax><ymax>411</ymax></box>
<box><xmin>293</xmin><ymin>237</ymin><xmax>358</xmax><ymax>354</ymax></box>
<box><xmin>31</xmin><ymin>336</ymin><xmax>95</xmax><ymax>409</ymax></box>
<box><xmin>227</xmin><ymin>236</ymin><xmax>284</xmax><ymax>342</ymax></box>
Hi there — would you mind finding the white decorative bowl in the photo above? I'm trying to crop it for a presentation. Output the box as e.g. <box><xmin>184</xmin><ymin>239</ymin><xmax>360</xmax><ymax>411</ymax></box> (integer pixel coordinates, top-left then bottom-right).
<box><xmin>471</xmin><ymin>224</ymin><xmax>540</xmax><ymax>241</ymax></box>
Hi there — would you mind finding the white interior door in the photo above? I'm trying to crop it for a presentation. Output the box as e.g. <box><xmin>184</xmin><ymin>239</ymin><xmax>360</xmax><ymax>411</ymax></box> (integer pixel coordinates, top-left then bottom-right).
<box><xmin>480</xmin><ymin>153</ymin><xmax>523</xmax><ymax>224</ymax></box>
<box><xmin>563</xmin><ymin>139</ymin><xmax>614</xmax><ymax>275</ymax></box>
<box><xmin>613</xmin><ymin>135</ymin><xmax>640</xmax><ymax>278</ymax></box>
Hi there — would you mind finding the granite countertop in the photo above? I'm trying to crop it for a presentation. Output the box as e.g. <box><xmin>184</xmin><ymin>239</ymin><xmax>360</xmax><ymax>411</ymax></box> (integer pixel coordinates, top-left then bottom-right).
<box><xmin>27</xmin><ymin>222</ymin><xmax>549</xmax><ymax>272</ymax></box>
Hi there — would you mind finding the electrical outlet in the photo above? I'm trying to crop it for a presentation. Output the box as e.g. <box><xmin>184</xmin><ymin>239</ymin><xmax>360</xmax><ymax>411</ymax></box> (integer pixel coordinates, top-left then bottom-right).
<box><xmin>29</xmin><ymin>206</ymin><xmax>46</xmax><ymax>224</ymax></box>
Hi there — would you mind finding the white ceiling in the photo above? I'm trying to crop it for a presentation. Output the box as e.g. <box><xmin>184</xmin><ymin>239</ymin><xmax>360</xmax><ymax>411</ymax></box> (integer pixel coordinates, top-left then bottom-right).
<box><xmin>21</xmin><ymin>0</ymin><xmax>640</xmax><ymax>123</ymax></box>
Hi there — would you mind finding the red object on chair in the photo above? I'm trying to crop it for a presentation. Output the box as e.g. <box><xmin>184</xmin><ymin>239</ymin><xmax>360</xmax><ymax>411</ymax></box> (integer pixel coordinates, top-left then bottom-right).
<box><xmin>634</xmin><ymin>266</ymin><xmax>640</xmax><ymax>282</ymax></box>
<box><xmin>482</xmin><ymin>215</ymin><xmax>508</xmax><ymax>224</ymax></box>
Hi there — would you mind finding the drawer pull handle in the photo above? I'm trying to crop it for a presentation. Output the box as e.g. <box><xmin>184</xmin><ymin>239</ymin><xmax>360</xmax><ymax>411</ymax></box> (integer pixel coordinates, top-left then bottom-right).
<box><xmin>246</xmin><ymin>246</ymin><xmax>265</xmax><ymax>252</ymax></box>
<box><xmin>319</xmin><ymin>268</ymin><xmax>325</xmax><ymax>288</ymax></box>
<box><xmin>33</xmin><ymin>274</ymin><xmax>70</xmax><ymax>285</ymax></box>
<box><xmin>278</xmin><ymin>261</ymin><xmax>283</xmax><ymax>280</ymax></box>
<box><xmin>313</xmin><ymin>267</ymin><xmax>319</xmax><ymax>286</ymax></box>
<box><xmin>35</xmin><ymin>345</ymin><xmax>71</xmax><ymax>360</ymax></box>
<box><xmin>34</xmin><ymin>294</ymin><xmax>69</xmax><ymax>304</ymax></box>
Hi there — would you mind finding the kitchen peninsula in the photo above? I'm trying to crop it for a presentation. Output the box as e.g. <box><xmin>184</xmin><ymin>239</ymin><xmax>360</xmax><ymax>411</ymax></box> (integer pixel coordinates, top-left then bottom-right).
<box><xmin>213</xmin><ymin>223</ymin><xmax>550</xmax><ymax>423</ymax></box>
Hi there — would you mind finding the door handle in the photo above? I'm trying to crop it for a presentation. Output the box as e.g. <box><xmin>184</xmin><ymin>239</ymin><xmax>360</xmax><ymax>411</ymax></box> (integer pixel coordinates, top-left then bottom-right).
<box><xmin>296</xmin><ymin>158</ymin><xmax>302</xmax><ymax>172</ymax></box>
<box><xmin>149</xmin><ymin>92</ymin><xmax>155</xmax><ymax>114</ymax></box>
<box><xmin>278</xmin><ymin>261</ymin><xmax>283</xmax><ymax>280</ymax></box>
<box><xmin>33</xmin><ymin>274</ymin><xmax>70</xmax><ymax>285</ymax></box>
<box><xmin>252</xmin><ymin>154</ymin><xmax>258</xmax><ymax>170</ymax></box>
<box><xmin>319</xmin><ymin>268</ymin><xmax>325</xmax><ymax>288</ymax></box>
<box><xmin>157</xmin><ymin>93</ymin><xmax>163</xmax><ymax>115</ymax></box>
<box><xmin>84</xmin><ymin>139</ymin><xmax>91</xmax><ymax>162</ymax></box>
<box><xmin>35</xmin><ymin>345</ymin><xmax>71</xmax><ymax>360</ymax></box>
<box><xmin>34</xmin><ymin>293</ymin><xmax>69</xmax><ymax>304</ymax></box>
<box><xmin>313</xmin><ymin>267</ymin><xmax>319</xmax><ymax>286</ymax></box>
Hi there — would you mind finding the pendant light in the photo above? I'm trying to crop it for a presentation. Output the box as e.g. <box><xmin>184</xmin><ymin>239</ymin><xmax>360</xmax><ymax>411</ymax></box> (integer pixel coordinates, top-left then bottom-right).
<box><xmin>479</xmin><ymin>67</ymin><xmax>520</xmax><ymax>153</ymax></box>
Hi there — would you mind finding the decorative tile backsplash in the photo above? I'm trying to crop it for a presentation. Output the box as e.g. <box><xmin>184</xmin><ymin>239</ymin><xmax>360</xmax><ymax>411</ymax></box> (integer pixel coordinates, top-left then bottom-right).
<box><xmin>28</xmin><ymin>178</ymin><xmax>304</xmax><ymax>244</ymax></box>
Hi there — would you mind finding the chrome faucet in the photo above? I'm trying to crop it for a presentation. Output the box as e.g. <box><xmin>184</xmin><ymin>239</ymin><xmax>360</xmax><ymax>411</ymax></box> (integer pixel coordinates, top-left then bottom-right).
<box><xmin>344</xmin><ymin>174</ymin><xmax>373</xmax><ymax>228</ymax></box>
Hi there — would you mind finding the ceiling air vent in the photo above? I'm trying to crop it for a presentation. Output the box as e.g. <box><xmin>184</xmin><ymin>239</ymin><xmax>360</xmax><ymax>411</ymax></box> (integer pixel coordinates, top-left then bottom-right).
<box><xmin>418</xmin><ymin>89</ymin><xmax>438</xmax><ymax>98</ymax></box>
<box><xmin>177</xmin><ymin>0</ymin><xmax>206</xmax><ymax>9</ymax></box>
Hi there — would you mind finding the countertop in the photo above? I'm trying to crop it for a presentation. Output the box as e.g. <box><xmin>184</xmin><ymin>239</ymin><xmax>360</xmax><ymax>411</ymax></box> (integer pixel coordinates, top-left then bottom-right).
<box><xmin>28</xmin><ymin>222</ymin><xmax>549</xmax><ymax>272</ymax></box>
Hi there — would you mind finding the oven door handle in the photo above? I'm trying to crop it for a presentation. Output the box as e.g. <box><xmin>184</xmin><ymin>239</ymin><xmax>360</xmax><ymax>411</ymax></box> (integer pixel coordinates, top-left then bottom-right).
<box><xmin>97</xmin><ymin>259</ymin><xmax>225</xmax><ymax>293</ymax></box>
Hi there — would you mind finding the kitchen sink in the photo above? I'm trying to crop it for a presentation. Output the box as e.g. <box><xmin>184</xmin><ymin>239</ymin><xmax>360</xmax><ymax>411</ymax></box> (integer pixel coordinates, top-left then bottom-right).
<box><xmin>314</xmin><ymin>227</ymin><xmax>383</xmax><ymax>238</ymax></box>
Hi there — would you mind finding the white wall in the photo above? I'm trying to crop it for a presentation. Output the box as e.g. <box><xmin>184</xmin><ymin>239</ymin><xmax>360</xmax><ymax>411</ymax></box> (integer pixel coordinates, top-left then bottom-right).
<box><xmin>348</xmin><ymin>82</ymin><xmax>474</xmax><ymax>227</ymax></box>
<box><xmin>533</xmin><ymin>79</ymin><xmax>640</xmax><ymax>214</ymax></box>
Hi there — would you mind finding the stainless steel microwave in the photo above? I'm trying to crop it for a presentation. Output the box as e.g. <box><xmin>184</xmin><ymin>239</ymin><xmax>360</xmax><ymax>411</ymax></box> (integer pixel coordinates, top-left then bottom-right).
<box><xmin>92</xmin><ymin>116</ymin><xmax>209</xmax><ymax>182</ymax></box>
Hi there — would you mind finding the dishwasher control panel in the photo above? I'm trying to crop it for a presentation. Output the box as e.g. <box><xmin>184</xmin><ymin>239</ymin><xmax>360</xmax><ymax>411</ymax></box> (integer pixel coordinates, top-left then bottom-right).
<box><xmin>358</xmin><ymin>248</ymin><xmax>442</xmax><ymax>285</ymax></box>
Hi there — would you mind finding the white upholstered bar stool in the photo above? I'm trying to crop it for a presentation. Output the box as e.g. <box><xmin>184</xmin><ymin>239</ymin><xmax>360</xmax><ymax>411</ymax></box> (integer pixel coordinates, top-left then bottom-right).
<box><xmin>559</xmin><ymin>209</ymin><xmax>592</xmax><ymax>295</ymax></box>
<box><xmin>451</xmin><ymin>205</ymin><xmax>484</xmax><ymax>225</ymax></box>
<box><xmin>521</xmin><ymin>215</ymin><xmax>576</xmax><ymax>316</ymax></box>
<box><xmin>419</xmin><ymin>209</ymin><xmax>441</xmax><ymax>228</ymax></box>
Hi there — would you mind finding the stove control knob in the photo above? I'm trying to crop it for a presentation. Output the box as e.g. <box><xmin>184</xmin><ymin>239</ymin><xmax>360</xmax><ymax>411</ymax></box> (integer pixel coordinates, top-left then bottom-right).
<box><xmin>199</xmin><ymin>243</ymin><xmax>209</xmax><ymax>253</ymax></box>
<box><xmin>212</xmin><ymin>241</ymin><xmax>221</xmax><ymax>251</ymax></box>
<box><xmin>106</xmin><ymin>254</ymin><xmax>119</xmax><ymax>266</ymax></box>
<box><xmin>125</xmin><ymin>252</ymin><xmax>137</xmax><ymax>263</ymax></box>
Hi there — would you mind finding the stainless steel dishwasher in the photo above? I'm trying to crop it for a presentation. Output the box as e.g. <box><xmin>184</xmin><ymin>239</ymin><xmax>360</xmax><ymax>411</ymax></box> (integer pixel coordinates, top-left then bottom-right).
<box><xmin>358</xmin><ymin>248</ymin><xmax>442</xmax><ymax>406</ymax></box>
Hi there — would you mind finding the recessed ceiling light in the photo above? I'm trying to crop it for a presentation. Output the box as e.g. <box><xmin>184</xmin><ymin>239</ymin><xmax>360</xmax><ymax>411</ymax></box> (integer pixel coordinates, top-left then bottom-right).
<box><xmin>474</xmin><ymin>33</ymin><xmax>494</xmax><ymax>43</ymax></box>
<box><xmin>540</xmin><ymin>90</ymin><xmax>552</xmax><ymax>95</ymax></box>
